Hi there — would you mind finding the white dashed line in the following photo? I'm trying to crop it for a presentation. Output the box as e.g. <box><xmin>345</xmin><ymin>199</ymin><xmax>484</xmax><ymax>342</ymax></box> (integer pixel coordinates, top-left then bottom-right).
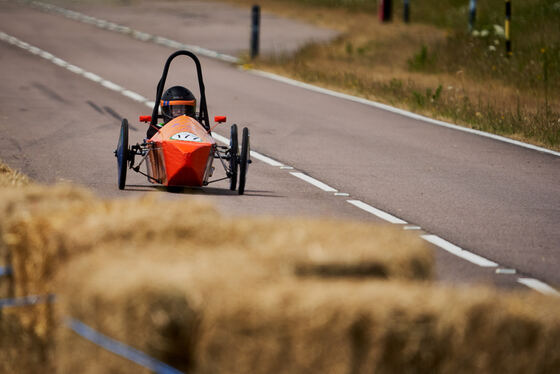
<box><xmin>517</xmin><ymin>278</ymin><xmax>560</xmax><ymax>297</ymax></box>
<box><xmin>421</xmin><ymin>234</ymin><xmax>498</xmax><ymax>267</ymax></box>
<box><xmin>347</xmin><ymin>200</ymin><xmax>407</xmax><ymax>224</ymax></box>
<box><xmin>122</xmin><ymin>90</ymin><xmax>147</xmax><ymax>103</ymax></box>
<box><xmin>290</xmin><ymin>172</ymin><xmax>337</xmax><ymax>192</ymax></box>
<box><xmin>495</xmin><ymin>268</ymin><xmax>516</xmax><ymax>274</ymax></box>
<box><xmin>101</xmin><ymin>80</ymin><xmax>123</xmax><ymax>92</ymax></box>
<box><xmin>250</xmin><ymin>152</ymin><xmax>284</xmax><ymax>167</ymax></box>
<box><xmin>83</xmin><ymin>71</ymin><xmax>102</xmax><ymax>83</ymax></box>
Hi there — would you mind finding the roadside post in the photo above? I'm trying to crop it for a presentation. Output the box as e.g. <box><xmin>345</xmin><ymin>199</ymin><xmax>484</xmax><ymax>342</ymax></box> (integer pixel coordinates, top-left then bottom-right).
<box><xmin>403</xmin><ymin>0</ymin><xmax>410</xmax><ymax>23</ymax></box>
<box><xmin>505</xmin><ymin>0</ymin><xmax>512</xmax><ymax>56</ymax></box>
<box><xmin>250</xmin><ymin>5</ymin><xmax>260</xmax><ymax>59</ymax></box>
<box><xmin>468</xmin><ymin>0</ymin><xmax>477</xmax><ymax>32</ymax></box>
<box><xmin>379</xmin><ymin>0</ymin><xmax>392</xmax><ymax>22</ymax></box>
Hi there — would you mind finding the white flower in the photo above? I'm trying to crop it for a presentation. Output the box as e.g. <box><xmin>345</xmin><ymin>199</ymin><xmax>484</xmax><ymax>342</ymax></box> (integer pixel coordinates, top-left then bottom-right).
<box><xmin>493</xmin><ymin>24</ymin><xmax>505</xmax><ymax>37</ymax></box>
<box><xmin>481</xmin><ymin>29</ymin><xmax>489</xmax><ymax>37</ymax></box>
<box><xmin>488</xmin><ymin>45</ymin><xmax>496</xmax><ymax>51</ymax></box>
<box><xmin>472</xmin><ymin>30</ymin><xmax>480</xmax><ymax>37</ymax></box>
<box><xmin>494</xmin><ymin>39</ymin><xmax>500</xmax><ymax>45</ymax></box>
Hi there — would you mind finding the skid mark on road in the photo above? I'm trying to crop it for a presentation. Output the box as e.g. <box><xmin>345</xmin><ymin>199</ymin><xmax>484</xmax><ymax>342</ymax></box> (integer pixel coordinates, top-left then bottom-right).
<box><xmin>1</xmin><ymin>30</ymin><xmax>558</xmax><ymax>296</ymax></box>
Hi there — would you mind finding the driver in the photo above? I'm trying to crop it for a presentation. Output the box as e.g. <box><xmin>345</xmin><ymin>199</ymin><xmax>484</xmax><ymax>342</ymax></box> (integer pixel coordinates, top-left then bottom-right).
<box><xmin>147</xmin><ymin>86</ymin><xmax>196</xmax><ymax>138</ymax></box>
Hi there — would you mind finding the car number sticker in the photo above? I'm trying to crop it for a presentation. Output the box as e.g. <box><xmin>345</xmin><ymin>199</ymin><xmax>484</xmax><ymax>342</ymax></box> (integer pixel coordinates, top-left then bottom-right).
<box><xmin>170</xmin><ymin>132</ymin><xmax>202</xmax><ymax>142</ymax></box>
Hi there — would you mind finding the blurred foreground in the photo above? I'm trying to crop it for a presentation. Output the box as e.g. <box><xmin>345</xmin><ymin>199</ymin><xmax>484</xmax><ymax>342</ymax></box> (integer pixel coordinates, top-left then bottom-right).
<box><xmin>1</xmin><ymin>162</ymin><xmax>560</xmax><ymax>373</ymax></box>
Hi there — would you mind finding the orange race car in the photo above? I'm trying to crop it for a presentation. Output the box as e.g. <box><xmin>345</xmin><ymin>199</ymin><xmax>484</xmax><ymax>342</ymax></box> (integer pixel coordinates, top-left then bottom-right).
<box><xmin>114</xmin><ymin>50</ymin><xmax>250</xmax><ymax>194</ymax></box>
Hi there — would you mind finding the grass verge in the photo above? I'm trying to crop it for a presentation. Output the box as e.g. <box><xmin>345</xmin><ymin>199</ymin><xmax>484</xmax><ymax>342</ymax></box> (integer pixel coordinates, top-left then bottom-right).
<box><xmin>224</xmin><ymin>0</ymin><xmax>560</xmax><ymax>150</ymax></box>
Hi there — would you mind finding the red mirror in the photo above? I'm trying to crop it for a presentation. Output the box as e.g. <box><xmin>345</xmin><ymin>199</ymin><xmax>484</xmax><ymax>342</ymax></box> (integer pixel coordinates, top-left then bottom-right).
<box><xmin>139</xmin><ymin>115</ymin><xmax>152</xmax><ymax>123</ymax></box>
<box><xmin>214</xmin><ymin>116</ymin><xmax>227</xmax><ymax>123</ymax></box>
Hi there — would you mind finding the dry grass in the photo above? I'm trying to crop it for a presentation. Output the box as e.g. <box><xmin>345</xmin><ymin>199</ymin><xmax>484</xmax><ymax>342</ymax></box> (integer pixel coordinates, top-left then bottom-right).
<box><xmin>225</xmin><ymin>0</ymin><xmax>560</xmax><ymax>149</ymax></box>
<box><xmin>0</xmin><ymin>161</ymin><xmax>30</xmax><ymax>188</ymax></box>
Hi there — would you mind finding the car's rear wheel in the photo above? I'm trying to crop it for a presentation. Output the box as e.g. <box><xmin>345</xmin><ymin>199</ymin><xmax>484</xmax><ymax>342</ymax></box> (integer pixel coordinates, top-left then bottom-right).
<box><xmin>116</xmin><ymin>118</ymin><xmax>129</xmax><ymax>190</ymax></box>
<box><xmin>229</xmin><ymin>124</ymin><xmax>238</xmax><ymax>191</ymax></box>
<box><xmin>238</xmin><ymin>127</ymin><xmax>250</xmax><ymax>195</ymax></box>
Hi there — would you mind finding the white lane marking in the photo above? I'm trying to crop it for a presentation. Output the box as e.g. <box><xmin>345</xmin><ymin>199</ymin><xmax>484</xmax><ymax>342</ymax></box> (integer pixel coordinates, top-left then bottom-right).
<box><xmin>247</xmin><ymin>70</ymin><xmax>560</xmax><ymax>158</ymax></box>
<box><xmin>347</xmin><ymin>199</ymin><xmax>407</xmax><ymax>224</ymax></box>
<box><xmin>101</xmin><ymin>80</ymin><xmax>123</xmax><ymax>92</ymax></box>
<box><xmin>334</xmin><ymin>192</ymin><xmax>349</xmax><ymax>196</ymax></box>
<box><xmin>518</xmin><ymin>278</ymin><xmax>560</xmax><ymax>297</ymax></box>
<box><xmin>1</xmin><ymin>31</ymin><xmax>153</xmax><ymax>110</ymax></box>
<box><xmin>290</xmin><ymin>172</ymin><xmax>337</xmax><ymax>192</ymax></box>
<box><xmin>404</xmin><ymin>225</ymin><xmax>422</xmax><ymax>230</ymax></box>
<box><xmin>66</xmin><ymin>64</ymin><xmax>84</xmax><ymax>74</ymax></box>
<box><xmin>250</xmin><ymin>152</ymin><xmax>283</xmax><ymax>167</ymax></box>
<box><xmin>421</xmin><ymin>234</ymin><xmax>498</xmax><ymax>267</ymax></box>
<box><xmin>495</xmin><ymin>268</ymin><xmax>516</xmax><ymax>274</ymax></box>
<box><xmin>83</xmin><ymin>71</ymin><xmax>102</xmax><ymax>83</ymax></box>
<box><xmin>27</xmin><ymin>0</ymin><xmax>238</xmax><ymax>63</ymax></box>
<box><xmin>122</xmin><ymin>90</ymin><xmax>147</xmax><ymax>103</ymax></box>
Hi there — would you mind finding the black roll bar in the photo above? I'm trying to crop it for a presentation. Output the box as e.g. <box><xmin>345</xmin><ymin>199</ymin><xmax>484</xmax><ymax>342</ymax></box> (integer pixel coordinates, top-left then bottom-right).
<box><xmin>150</xmin><ymin>50</ymin><xmax>210</xmax><ymax>131</ymax></box>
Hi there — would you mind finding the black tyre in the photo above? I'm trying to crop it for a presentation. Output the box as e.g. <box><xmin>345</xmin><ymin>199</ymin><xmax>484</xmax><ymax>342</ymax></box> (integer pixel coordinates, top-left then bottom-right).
<box><xmin>238</xmin><ymin>127</ymin><xmax>250</xmax><ymax>195</ymax></box>
<box><xmin>229</xmin><ymin>124</ymin><xmax>238</xmax><ymax>191</ymax></box>
<box><xmin>116</xmin><ymin>118</ymin><xmax>129</xmax><ymax>190</ymax></box>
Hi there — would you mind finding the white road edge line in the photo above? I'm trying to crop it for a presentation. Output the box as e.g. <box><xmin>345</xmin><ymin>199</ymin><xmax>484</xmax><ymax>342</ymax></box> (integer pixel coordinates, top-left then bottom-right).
<box><xmin>5</xmin><ymin>30</ymin><xmax>558</xmax><ymax>296</ymax></box>
<box><xmin>517</xmin><ymin>278</ymin><xmax>560</xmax><ymax>297</ymax></box>
<box><xmin>27</xmin><ymin>0</ymin><xmax>238</xmax><ymax>64</ymax></box>
<box><xmin>347</xmin><ymin>200</ymin><xmax>407</xmax><ymax>224</ymax></box>
<box><xmin>247</xmin><ymin>70</ymin><xmax>560</xmax><ymax>158</ymax></box>
<box><xmin>290</xmin><ymin>172</ymin><xmax>337</xmax><ymax>192</ymax></box>
<box><xmin>24</xmin><ymin>1</ymin><xmax>560</xmax><ymax>159</ymax></box>
<box><xmin>421</xmin><ymin>234</ymin><xmax>498</xmax><ymax>267</ymax></box>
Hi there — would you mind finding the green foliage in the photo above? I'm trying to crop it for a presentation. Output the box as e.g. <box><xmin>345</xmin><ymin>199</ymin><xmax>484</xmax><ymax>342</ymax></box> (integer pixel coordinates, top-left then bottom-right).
<box><xmin>408</xmin><ymin>45</ymin><xmax>436</xmax><ymax>71</ymax></box>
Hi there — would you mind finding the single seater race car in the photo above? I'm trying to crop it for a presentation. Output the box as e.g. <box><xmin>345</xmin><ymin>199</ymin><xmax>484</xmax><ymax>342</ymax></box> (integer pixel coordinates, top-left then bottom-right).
<box><xmin>114</xmin><ymin>50</ymin><xmax>250</xmax><ymax>194</ymax></box>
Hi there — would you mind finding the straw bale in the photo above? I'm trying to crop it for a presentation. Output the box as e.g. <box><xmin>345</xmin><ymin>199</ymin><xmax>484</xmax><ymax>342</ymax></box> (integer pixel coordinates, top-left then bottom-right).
<box><xmin>58</xmin><ymin>249</ymin><xmax>560</xmax><ymax>374</ymax></box>
<box><xmin>0</xmin><ymin>307</ymin><xmax>55</xmax><ymax>374</ymax></box>
<box><xmin>0</xmin><ymin>184</ymin><xmax>96</xmax><ymax>296</ymax></box>
<box><xmin>3</xmin><ymin>185</ymin><xmax>432</xmax><ymax>299</ymax></box>
<box><xmin>195</xmin><ymin>281</ymin><xmax>560</xmax><ymax>374</ymax></box>
<box><xmin>232</xmin><ymin>218</ymin><xmax>433</xmax><ymax>280</ymax></box>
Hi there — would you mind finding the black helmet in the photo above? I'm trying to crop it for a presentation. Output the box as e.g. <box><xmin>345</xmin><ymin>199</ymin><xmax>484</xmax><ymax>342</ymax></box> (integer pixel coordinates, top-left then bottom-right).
<box><xmin>160</xmin><ymin>86</ymin><xmax>196</xmax><ymax>122</ymax></box>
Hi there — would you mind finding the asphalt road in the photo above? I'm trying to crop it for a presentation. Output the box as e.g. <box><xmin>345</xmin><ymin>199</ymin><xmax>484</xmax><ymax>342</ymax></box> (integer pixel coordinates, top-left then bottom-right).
<box><xmin>1</xmin><ymin>0</ymin><xmax>558</xmax><ymax>292</ymax></box>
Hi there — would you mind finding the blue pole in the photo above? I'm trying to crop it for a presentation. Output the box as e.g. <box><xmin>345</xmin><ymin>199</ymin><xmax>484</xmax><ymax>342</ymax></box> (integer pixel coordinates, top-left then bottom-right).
<box><xmin>403</xmin><ymin>0</ymin><xmax>410</xmax><ymax>23</ymax></box>
<box><xmin>250</xmin><ymin>5</ymin><xmax>260</xmax><ymax>59</ymax></box>
<box><xmin>469</xmin><ymin>0</ymin><xmax>477</xmax><ymax>32</ymax></box>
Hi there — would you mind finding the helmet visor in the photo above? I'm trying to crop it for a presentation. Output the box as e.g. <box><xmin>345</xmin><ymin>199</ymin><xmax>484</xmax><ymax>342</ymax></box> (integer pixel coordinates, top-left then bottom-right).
<box><xmin>161</xmin><ymin>100</ymin><xmax>196</xmax><ymax>119</ymax></box>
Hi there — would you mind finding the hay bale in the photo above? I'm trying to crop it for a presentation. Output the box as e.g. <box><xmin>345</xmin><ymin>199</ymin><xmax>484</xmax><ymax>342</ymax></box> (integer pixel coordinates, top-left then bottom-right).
<box><xmin>58</xmin><ymin>249</ymin><xmax>560</xmax><ymax>374</ymax></box>
<box><xmin>235</xmin><ymin>218</ymin><xmax>432</xmax><ymax>280</ymax></box>
<box><xmin>0</xmin><ymin>306</ymin><xmax>55</xmax><ymax>374</ymax></box>
<box><xmin>195</xmin><ymin>281</ymin><xmax>560</xmax><ymax>374</ymax></box>
<box><xmin>0</xmin><ymin>184</ymin><xmax>95</xmax><ymax>296</ymax></box>
<box><xmin>2</xmin><ymin>187</ymin><xmax>432</xmax><ymax>298</ymax></box>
